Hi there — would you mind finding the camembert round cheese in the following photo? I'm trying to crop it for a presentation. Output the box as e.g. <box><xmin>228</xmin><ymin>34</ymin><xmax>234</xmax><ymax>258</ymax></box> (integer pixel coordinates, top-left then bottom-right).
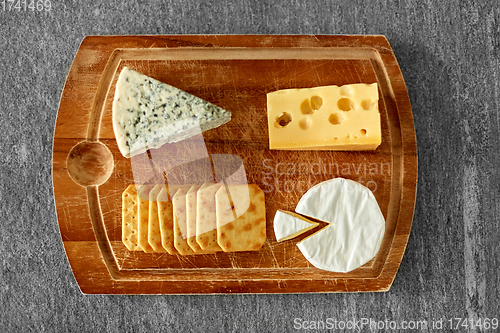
<box><xmin>296</xmin><ymin>178</ymin><xmax>385</xmax><ymax>273</ymax></box>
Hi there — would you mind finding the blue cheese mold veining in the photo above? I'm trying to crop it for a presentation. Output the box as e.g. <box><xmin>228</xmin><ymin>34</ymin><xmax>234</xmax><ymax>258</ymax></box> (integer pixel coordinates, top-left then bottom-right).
<box><xmin>112</xmin><ymin>67</ymin><xmax>232</xmax><ymax>158</ymax></box>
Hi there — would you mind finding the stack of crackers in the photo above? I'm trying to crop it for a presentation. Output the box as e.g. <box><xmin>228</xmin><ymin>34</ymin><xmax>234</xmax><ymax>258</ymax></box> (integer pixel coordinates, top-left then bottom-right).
<box><xmin>122</xmin><ymin>183</ymin><xmax>266</xmax><ymax>254</ymax></box>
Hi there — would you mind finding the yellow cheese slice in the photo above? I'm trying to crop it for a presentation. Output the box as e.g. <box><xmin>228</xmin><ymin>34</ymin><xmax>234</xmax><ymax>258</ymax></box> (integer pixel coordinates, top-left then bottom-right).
<box><xmin>267</xmin><ymin>84</ymin><xmax>380</xmax><ymax>150</ymax></box>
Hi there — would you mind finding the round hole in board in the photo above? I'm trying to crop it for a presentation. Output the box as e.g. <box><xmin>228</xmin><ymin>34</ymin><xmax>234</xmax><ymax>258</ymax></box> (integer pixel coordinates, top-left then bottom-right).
<box><xmin>299</xmin><ymin>117</ymin><xmax>312</xmax><ymax>130</ymax></box>
<box><xmin>66</xmin><ymin>140</ymin><xmax>114</xmax><ymax>187</ymax></box>
<box><xmin>337</xmin><ymin>98</ymin><xmax>354</xmax><ymax>111</ymax></box>
<box><xmin>361</xmin><ymin>99</ymin><xmax>375</xmax><ymax>110</ymax></box>
<box><xmin>360</xmin><ymin>129</ymin><xmax>367</xmax><ymax>135</ymax></box>
<box><xmin>275</xmin><ymin>112</ymin><xmax>292</xmax><ymax>127</ymax></box>
<box><xmin>329</xmin><ymin>113</ymin><xmax>344</xmax><ymax>125</ymax></box>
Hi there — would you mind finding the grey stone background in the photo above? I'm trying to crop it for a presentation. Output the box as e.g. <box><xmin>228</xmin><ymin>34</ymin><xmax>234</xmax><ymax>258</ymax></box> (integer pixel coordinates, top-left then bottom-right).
<box><xmin>1</xmin><ymin>0</ymin><xmax>499</xmax><ymax>332</ymax></box>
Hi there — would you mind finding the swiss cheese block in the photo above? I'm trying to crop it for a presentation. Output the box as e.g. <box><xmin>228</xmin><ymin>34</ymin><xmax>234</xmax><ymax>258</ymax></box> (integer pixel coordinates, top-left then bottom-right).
<box><xmin>122</xmin><ymin>185</ymin><xmax>142</xmax><ymax>251</ymax></box>
<box><xmin>196</xmin><ymin>183</ymin><xmax>223</xmax><ymax>251</ymax></box>
<box><xmin>112</xmin><ymin>67</ymin><xmax>232</xmax><ymax>158</ymax></box>
<box><xmin>267</xmin><ymin>84</ymin><xmax>380</xmax><ymax>150</ymax></box>
<box><xmin>137</xmin><ymin>185</ymin><xmax>156</xmax><ymax>253</ymax></box>
<box><xmin>216</xmin><ymin>184</ymin><xmax>267</xmax><ymax>252</ymax></box>
<box><xmin>157</xmin><ymin>185</ymin><xmax>180</xmax><ymax>255</ymax></box>
<box><xmin>273</xmin><ymin>210</ymin><xmax>319</xmax><ymax>242</ymax></box>
<box><xmin>295</xmin><ymin>178</ymin><xmax>385</xmax><ymax>273</ymax></box>
<box><xmin>147</xmin><ymin>184</ymin><xmax>166</xmax><ymax>252</ymax></box>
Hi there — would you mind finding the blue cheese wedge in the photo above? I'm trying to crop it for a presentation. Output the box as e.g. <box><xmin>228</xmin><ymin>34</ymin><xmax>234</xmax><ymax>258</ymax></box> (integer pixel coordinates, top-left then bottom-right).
<box><xmin>113</xmin><ymin>67</ymin><xmax>232</xmax><ymax>158</ymax></box>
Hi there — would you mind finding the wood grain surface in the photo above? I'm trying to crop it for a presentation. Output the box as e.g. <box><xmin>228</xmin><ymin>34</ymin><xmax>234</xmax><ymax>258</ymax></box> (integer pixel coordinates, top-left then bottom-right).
<box><xmin>1</xmin><ymin>0</ymin><xmax>499</xmax><ymax>331</ymax></box>
<box><xmin>53</xmin><ymin>35</ymin><xmax>416</xmax><ymax>294</ymax></box>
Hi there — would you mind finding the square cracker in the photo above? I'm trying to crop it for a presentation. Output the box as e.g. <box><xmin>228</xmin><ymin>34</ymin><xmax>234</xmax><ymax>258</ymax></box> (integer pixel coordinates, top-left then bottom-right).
<box><xmin>173</xmin><ymin>185</ymin><xmax>216</xmax><ymax>255</ymax></box>
<box><xmin>122</xmin><ymin>184</ymin><xmax>142</xmax><ymax>251</ymax></box>
<box><xmin>148</xmin><ymin>184</ymin><xmax>167</xmax><ymax>252</ymax></box>
<box><xmin>137</xmin><ymin>185</ymin><xmax>156</xmax><ymax>253</ymax></box>
<box><xmin>157</xmin><ymin>185</ymin><xmax>180</xmax><ymax>255</ymax></box>
<box><xmin>216</xmin><ymin>184</ymin><xmax>267</xmax><ymax>252</ymax></box>
<box><xmin>196</xmin><ymin>183</ymin><xmax>223</xmax><ymax>251</ymax></box>
<box><xmin>186</xmin><ymin>185</ymin><xmax>203</xmax><ymax>252</ymax></box>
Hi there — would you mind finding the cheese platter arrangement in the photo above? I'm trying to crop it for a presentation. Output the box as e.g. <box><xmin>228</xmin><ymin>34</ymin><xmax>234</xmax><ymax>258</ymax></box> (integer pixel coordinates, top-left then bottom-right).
<box><xmin>52</xmin><ymin>35</ymin><xmax>417</xmax><ymax>294</ymax></box>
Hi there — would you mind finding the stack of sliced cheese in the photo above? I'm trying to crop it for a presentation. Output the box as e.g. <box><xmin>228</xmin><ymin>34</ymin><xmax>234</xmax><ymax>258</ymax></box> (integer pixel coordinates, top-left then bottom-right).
<box><xmin>273</xmin><ymin>178</ymin><xmax>385</xmax><ymax>273</ymax></box>
<box><xmin>122</xmin><ymin>183</ymin><xmax>266</xmax><ymax>255</ymax></box>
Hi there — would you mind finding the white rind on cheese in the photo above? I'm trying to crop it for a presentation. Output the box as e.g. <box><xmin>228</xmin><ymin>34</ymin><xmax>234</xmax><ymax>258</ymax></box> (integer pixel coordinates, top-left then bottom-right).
<box><xmin>273</xmin><ymin>210</ymin><xmax>319</xmax><ymax>242</ymax></box>
<box><xmin>296</xmin><ymin>178</ymin><xmax>385</xmax><ymax>273</ymax></box>
<box><xmin>113</xmin><ymin>67</ymin><xmax>232</xmax><ymax>158</ymax></box>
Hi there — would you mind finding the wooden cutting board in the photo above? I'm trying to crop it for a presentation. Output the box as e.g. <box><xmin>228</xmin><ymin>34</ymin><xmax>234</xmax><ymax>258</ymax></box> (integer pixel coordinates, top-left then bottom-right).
<box><xmin>52</xmin><ymin>35</ymin><xmax>417</xmax><ymax>294</ymax></box>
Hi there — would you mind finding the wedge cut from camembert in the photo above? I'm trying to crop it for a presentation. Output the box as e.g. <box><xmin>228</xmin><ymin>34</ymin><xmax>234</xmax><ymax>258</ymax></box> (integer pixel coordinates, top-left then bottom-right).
<box><xmin>295</xmin><ymin>178</ymin><xmax>385</xmax><ymax>273</ymax></box>
<box><xmin>273</xmin><ymin>209</ymin><xmax>319</xmax><ymax>242</ymax></box>
<box><xmin>267</xmin><ymin>84</ymin><xmax>380</xmax><ymax>150</ymax></box>
<box><xmin>113</xmin><ymin>67</ymin><xmax>232</xmax><ymax>158</ymax></box>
